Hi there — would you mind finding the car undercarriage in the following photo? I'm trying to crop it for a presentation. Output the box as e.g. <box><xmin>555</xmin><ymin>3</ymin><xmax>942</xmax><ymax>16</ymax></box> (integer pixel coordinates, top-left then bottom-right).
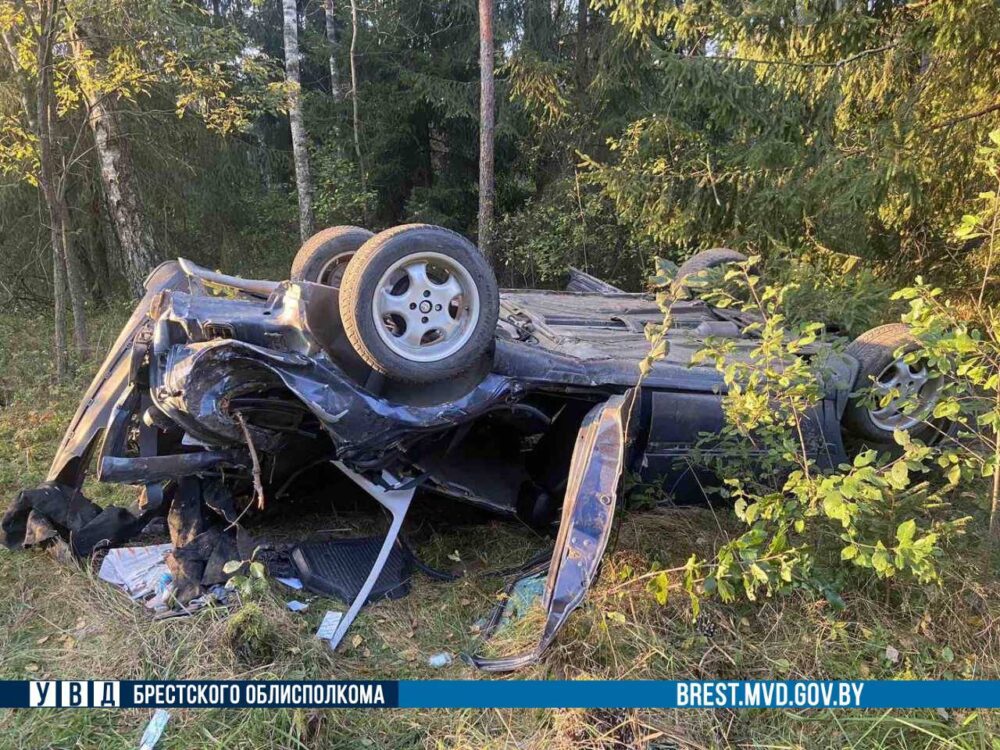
<box><xmin>2</xmin><ymin>224</ymin><xmax>941</xmax><ymax>670</ymax></box>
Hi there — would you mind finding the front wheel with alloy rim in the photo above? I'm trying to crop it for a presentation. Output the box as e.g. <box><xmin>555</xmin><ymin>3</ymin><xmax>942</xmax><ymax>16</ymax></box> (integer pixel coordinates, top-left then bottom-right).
<box><xmin>842</xmin><ymin>323</ymin><xmax>943</xmax><ymax>445</ymax></box>
<box><xmin>339</xmin><ymin>224</ymin><xmax>499</xmax><ymax>384</ymax></box>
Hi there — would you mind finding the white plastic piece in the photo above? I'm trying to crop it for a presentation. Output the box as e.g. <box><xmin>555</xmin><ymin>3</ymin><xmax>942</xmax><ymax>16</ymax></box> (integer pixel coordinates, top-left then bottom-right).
<box><xmin>138</xmin><ymin>709</ymin><xmax>170</xmax><ymax>750</ymax></box>
<box><xmin>98</xmin><ymin>544</ymin><xmax>173</xmax><ymax>600</ymax></box>
<box><xmin>326</xmin><ymin>462</ymin><xmax>414</xmax><ymax>650</ymax></box>
<box><xmin>428</xmin><ymin>652</ymin><xmax>453</xmax><ymax>668</ymax></box>
<box><xmin>316</xmin><ymin>610</ymin><xmax>345</xmax><ymax>640</ymax></box>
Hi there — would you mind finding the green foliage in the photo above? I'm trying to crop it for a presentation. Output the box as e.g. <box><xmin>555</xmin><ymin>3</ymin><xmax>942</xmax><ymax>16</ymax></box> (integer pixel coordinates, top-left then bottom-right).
<box><xmin>505</xmin><ymin>51</ymin><xmax>571</xmax><ymax>127</ymax></box>
<box><xmin>584</xmin><ymin>0</ymin><xmax>1000</xmax><ymax>287</ymax></box>
<box><xmin>494</xmin><ymin>176</ymin><xmax>655</xmax><ymax>289</ymax></box>
<box><xmin>311</xmin><ymin>141</ymin><xmax>376</xmax><ymax>226</ymax></box>
<box><xmin>223</xmin><ymin>559</ymin><xmax>270</xmax><ymax>600</ymax></box>
<box><xmin>883</xmin><ymin>132</ymin><xmax>1000</xmax><ymax>542</ymax></box>
<box><xmin>643</xmin><ymin>258</ymin><xmax>979</xmax><ymax>617</ymax></box>
<box><xmin>4</xmin><ymin>0</ymin><xmax>999</xmax><ymax>305</ymax></box>
<box><xmin>768</xmin><ymin>249</ymin><xmax>897</xmax><ymax>337</ymax></box>
<box><xmin>224</xmin><ymin>601</ymin><xmax>278</xmax><ymax>666</ymax></box>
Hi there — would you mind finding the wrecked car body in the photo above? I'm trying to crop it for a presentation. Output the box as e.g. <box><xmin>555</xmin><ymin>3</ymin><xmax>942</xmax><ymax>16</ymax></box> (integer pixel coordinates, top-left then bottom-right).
<box><xmin>4</xmin><ymin>224</ymin><xmax>935</xmax><ymax>670</ymax></box>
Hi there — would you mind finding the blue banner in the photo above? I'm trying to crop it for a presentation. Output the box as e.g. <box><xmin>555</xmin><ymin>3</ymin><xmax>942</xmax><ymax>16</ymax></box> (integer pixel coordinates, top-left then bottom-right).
<box><xmin>3</xmin><ymin>680</ymin><xmax>1000</xmax><ymax>709</ymax></box>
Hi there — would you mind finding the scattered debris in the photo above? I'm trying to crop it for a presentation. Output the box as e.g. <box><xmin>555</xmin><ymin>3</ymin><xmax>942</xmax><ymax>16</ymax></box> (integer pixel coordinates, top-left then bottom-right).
<box><xmin>151</xmin><ymin>586</ymin><xmax>233</xmax><ymax>620</ymax></box>
<box><xmin>315</xmin><ymin>610</ymin><xmax>345</xmax><ymax>641</ymax></box>
<box><xmin>97</xmin><ymin>543</ymin><xmax>235</xmax><ymax>617</ymax></box>
<box><xmin>276</xmin><ymin>577</ymin><xmax>303</xmax><ymax>590</ymax></box>
<box><xmin>885</xmin><ymin>645</ymin><xmax>901</xmax><ymax>664</ymax></box>
<box><xmin>286</xmin><ymin>600</ymin><xmax>309</xmax><ymax>613</ymax></box>
<box><xmin>138</xmin><ymin>709</ymin><xmax>170</xmax><ymax>750</ymax></box>
<box><xmin>496</xmin><ymin>573</ymin><xmax>545</xmax><ymax>631</ymax></box>
<box><xmin>428</xmin><ymin>652</ymin><xmax>453</xmax><ymax>668</ymax></box>
<box><xmin>98</xmin><ymin>545</ymin><xmax>173</xmax><ymax>600</ymax></box>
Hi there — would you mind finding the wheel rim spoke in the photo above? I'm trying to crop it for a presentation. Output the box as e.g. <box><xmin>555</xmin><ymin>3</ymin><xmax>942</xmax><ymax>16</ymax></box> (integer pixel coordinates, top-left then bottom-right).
<box><xmin>406</xmin><ymin>262</ymin><xmax>431</xmax><ymax>296</ymax></box>
<box><xmin>433</xmin><ymin>309</ymin><xmax>460</xmax><ymax>337</ymax></box>
<box><xmin>381</xmin><ymin>288</ymin><xmax>411</xmax><ymax>314</ymax></box>
<box><xmin>436</xmin><ymin>276</ymin><xmax>463</xmax><ymax>305</ymax></box>
<box><xmin>867</xmin><ymin>356</ymin><xmax>943</xmax><ymax>432</ymax></box>
<box><xmin>402</xmin><ymin>322</ymin><xmax>428</xmax><ymax>348</ymax></box>
<box><xmin>370</xmin><ymin>251</ymin><xmax>482</xmax><ymax>363</ymax></box>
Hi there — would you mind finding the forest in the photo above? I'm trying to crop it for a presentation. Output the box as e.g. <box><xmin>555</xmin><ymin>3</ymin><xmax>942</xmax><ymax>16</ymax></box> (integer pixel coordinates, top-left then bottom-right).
<box><xmin>2</xmin><ymin>0</ymin><xmax>1000</xmax><ymax>747</ymax></box>
<box><xmin>0</xmin><ymin>0</ymin><xmax>997</xmax><ymax>368</ymax></box>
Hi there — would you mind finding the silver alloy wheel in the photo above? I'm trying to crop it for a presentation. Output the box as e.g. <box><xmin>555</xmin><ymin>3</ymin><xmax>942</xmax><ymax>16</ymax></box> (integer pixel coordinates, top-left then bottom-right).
<box><xmin>868</xmin><ymin>358</ymin><xmax>942</xmax><ymax>432</ymax></box>
<box><xmin>371</xmin><ymin>251</ymin><xmax>480</xmax><ymax>363</ymax></box>
<box><xmin>317</xmin><ymin>251</ymin><xmax>354</xmax><ymax>289</ymax></box>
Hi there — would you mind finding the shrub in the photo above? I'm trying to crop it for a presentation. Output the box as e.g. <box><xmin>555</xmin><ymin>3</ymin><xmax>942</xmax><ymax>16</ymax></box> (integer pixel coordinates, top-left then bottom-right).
<box><xmin>642</xmin><ymin>256</ymin><xmax>978</xmax><ymax>618</ymax></box>
<box><xmin>493</xmin><ymin>178</ymin><xmax>655</xmax><ymax>291</ymax></box>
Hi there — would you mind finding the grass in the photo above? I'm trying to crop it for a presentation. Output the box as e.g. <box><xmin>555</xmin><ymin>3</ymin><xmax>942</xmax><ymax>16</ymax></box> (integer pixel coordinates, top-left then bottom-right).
<box><xmin>1</xmin><ymin>308</ymin><xmax>999</xmax><ymax>749</ymax></box>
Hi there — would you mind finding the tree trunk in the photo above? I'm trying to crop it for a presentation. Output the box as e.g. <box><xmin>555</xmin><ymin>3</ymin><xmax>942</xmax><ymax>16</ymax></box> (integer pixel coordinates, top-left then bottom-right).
<box><xmin>349</xmin><ymin>0</ymin><xmax>365</xmax><ymax>191</ymax></box>
<box><xmin>325</xmin><ymin>0</ymin><xmax>342</xmax><ymax>100</ymax></box>
<box><xmin>38</xmin><ymin>173</ymin><xmax>71</xmax><ymax>377</ymax></box>
<box><xmin>576</xmin><ymin>0</ymin><xmax>589</xmax><ymax>91</ymax></box>
<box><xmin>69</xmin><ymin>28</ymin><xmax>160</xmax><ymax>298</ymax></box>
<box><xmin>57</xmin><ymin>180</ymin><xmax>89</xmax><ymax>355</ymax></box>
<box><xmin>282</xmin><ymin>0</ymin><xmax>315</xmax><ymax>242</ymax></box>
<box><xmin>33</xmin><ymin>0</ymin><xmax>69</xmax><ymax>376</ymax></box>
<box><xmin>4</xmin><ymin>7</ymin><xmax>87</xmax><ymax>358</ymax></box>
<box><xmin>478</xmin><ymin>0</ymin><xmax>496</xmax><ymax>264</ymax></box>
<box><xmin>51</xmin><ymin>226</ymin><xmax>69</xmax><ymax>379</ymax></box>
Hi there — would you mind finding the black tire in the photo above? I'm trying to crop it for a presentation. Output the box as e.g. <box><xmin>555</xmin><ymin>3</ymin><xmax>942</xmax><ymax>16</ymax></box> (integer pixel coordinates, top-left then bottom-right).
<box><xmin>671</xmin><ymin>248</ymin><xmax>749</xmax><ymax>299</ymax></box>
<box><xmin>842</xmin><ymin>323</ymin><xmax>940</xmax><ymax>444</ymax></box>
<box><xmin>339</xmin><ymin>224</ymin><xmax>499</xmax><ymax>384</ymax></box>
<box><xmin>290</xmin><ymin>225</ymin><xmax>373</xmax><ymax>289</ymax></box>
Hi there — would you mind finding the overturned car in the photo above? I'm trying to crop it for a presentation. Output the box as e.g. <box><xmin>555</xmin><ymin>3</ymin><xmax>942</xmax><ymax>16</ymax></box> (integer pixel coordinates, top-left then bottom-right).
<box><xmin>1</xmin><ymin>224</ymin><xmax>943</xmax><ymax>671</ymax></box>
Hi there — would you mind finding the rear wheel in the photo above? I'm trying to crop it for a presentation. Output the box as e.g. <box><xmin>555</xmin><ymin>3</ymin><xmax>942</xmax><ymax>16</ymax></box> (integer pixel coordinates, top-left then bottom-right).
<box><xmin>842</xmin><ymin>323</ymin><xmax>943</xmax><ymax>445</ymax></box>
<box><xmin>671</xmin><ymin>248</ymin><xmax>750</xmax><ymax>299</ymax></box>
<box><xmin>339</xmin><ymin>224</ymin><xmax>499</xmax><ymax>384</ymax></box>
<box><xmin>291</xmin><ymin>225</ymin><xmax>373</xmax><ymax>289</ymax></box>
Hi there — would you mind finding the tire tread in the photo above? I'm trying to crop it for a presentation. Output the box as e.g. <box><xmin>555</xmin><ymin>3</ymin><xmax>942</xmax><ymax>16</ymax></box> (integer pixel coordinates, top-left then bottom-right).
<box><xmin>290</xmin><ymin>225</ymin><xmax>373</xmax><ymax>283</ymax></box>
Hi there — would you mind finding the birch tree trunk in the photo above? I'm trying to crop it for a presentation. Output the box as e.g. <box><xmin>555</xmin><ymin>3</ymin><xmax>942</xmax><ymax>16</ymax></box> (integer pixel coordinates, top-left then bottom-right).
<box><xmin>69</xmin><ymin>27</ymin><xmax>160</xmax><ymax>298</ymax></box>
<box><xmin>324</xmin><ymin>0</ymin><xmax>342</xmax><ymax>100</ymax></box>
<box><xmin>477</xmin><ymin>0</ymin><xmax>496</xmax><ymax>264</ymax></box>
<box><xmin>282</xmin><ymin>0</ymin><xmax>315</xmax><ymax>242</ymax></box>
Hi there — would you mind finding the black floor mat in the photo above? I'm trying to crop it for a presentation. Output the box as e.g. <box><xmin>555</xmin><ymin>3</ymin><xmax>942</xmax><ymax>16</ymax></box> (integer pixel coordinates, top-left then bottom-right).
<box><xmin>291</xmin><ymin>537</ymin><xmax>412</xmax><ymax>604</ymax></box>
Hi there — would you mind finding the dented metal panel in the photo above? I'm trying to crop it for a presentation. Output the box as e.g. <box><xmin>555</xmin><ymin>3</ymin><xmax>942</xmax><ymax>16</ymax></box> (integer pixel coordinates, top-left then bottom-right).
<box><xmin>470</xmin><ymin>390</ymin><xmax>636</xmax><ymax>671</ymax></box>
<box><xmin>47</xmin><ymin>262</ymin><xmax>190</xmax><ymax>488</ymax></box>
